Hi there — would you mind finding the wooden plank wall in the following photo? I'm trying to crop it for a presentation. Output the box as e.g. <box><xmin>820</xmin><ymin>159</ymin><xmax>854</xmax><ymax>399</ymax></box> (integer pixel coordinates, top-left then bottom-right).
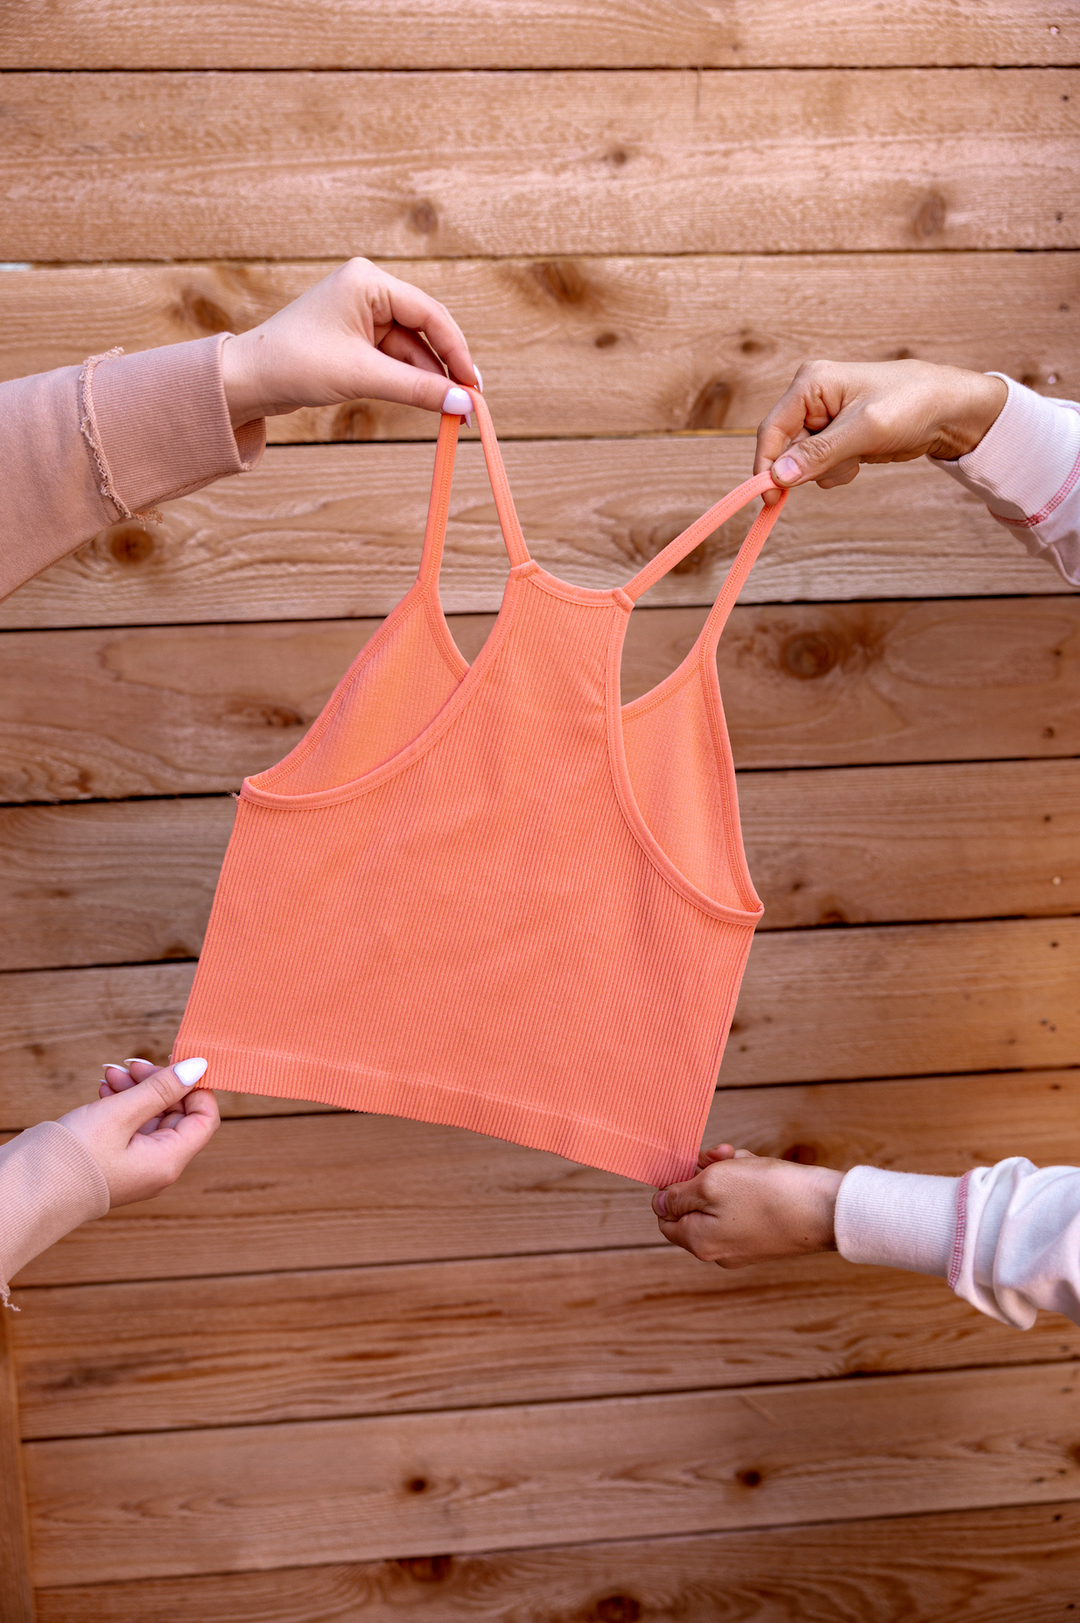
<box><xmin>1</xmin><ymin>3</ymin><xmax>1078</xmax><ymax>1616</ymax></box>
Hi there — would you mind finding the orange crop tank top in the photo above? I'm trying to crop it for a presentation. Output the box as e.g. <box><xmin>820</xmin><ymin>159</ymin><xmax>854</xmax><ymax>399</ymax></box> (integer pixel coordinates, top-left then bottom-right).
<box><xmin>174</xmin><ymin>389</ymin><xmax>787</xmax><ymax>1187</ymax></box>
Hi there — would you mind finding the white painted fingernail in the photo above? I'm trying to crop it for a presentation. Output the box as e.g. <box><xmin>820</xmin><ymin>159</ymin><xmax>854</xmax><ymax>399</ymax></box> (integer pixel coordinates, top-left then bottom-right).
<box><xmin>174</xmin><ymin>1057</ymin><xmax>208</xmax><ymax>1086</ymax></box>
<box><xmin>442</xmin><ymin>386</ymin><xmax>471</xmax><ymax>415</ymax></box>
<box><xmin>102</xmin><ymin>1061</ymin><xmax>130</xmax><ymax>1075</ymax></box>
<box><xmin>123</xmin><ymin>1058</ymin><xmax>148</xmax><ymax>1066</ymax></box>
<box><xmin>474</xmin><ymin>367</ymin><xmax>483</xmax><ymax>392</ymax></box>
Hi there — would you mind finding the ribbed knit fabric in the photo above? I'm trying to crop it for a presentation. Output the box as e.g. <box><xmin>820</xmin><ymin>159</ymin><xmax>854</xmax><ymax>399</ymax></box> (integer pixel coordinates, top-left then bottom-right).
<box><xmin>174</xmin><ymin>392</ymin><xmax>786</xmax><ymax>1187</ymax></box>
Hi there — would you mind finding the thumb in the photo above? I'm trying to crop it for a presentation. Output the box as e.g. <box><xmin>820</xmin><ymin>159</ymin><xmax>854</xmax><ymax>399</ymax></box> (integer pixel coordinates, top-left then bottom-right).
<box><xmin>652</xmin><ymin>1173</ymin><xmax>709</xmax><ymax>1222</ymax></box>
<box><xmin>354</xmin><ymin>346</ymin><xmax>475</xmax><ymax>416</ymax></box>
<box><xmin>770</xmin><ymin>415</ymin><xmax>866</xmax><ymax>488</ymax></box>
<box><xmin>109</xmin><ymin>1058</ymin><xmax>209</xmax><ymax>1133</ymax></box>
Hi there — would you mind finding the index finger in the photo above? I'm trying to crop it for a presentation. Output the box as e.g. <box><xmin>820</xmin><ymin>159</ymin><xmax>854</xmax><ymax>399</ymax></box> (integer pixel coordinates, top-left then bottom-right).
<box><xmin>381</xmin><ymin>275</ymin><xmax>477</xmax><ymax>387</ymax></box>
<box><xmin>754</xmin><ymin>386</ymin><xmax>817</xmax><ymax>476</ymax></box>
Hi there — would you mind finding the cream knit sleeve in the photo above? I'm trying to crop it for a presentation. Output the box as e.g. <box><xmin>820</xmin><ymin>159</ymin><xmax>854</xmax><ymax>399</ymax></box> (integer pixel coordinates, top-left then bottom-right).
<box><xmin>932</xmin><ymin>374</ymin><xmax>1080</xmax><ymax>586</ymax></box>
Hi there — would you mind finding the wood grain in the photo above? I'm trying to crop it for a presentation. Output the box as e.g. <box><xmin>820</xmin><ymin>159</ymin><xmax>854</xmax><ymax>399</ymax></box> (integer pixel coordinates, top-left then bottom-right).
<box><xmin>5</xmin><ymin>596</ymin><xmax>1080</xmax><ymax>800</ymax></box>
<box><xmin>0</xmin><ymin>256</ymin><xmax>1074</xmax><ymax>445</ymax></box>
<box><xmin>0</xmin><ymin>1305</ymin><xmax>35</xmax><ymax>1623</ymax></box>
<box><xmin>2</xmin><ymin>444</ymin><xmax>1068</xmax><ymax>634</ymax></box>
<box><xmin>3</xmin><ymin>757</ymin><xmax>1079</xmax><ymax>970</ymax></box>
<box><xmin>4</xmin><ymin>0</ymin><xmax>1073</xmax><ymax>70</ymax></box>
<box><xmin>30</xmin><ymin>1501</ymin><xmax>1080</xmax><ymax>1623</ymax></box>
<box><xmin>10</xmin><ymin>1062</ymin><xmax>1080</xmax><ymax>1287</ymax></box>
<box><xmin>23</xmin><ymin>1363</ymin><xmax>1080</xmax><ymax>1584</ymax></box>
<box><xmin>13</xmin><ymin>1234</ymin><xmax>1080</xmax><ymax>1440</ymax></box>
<box><xmin>1</xmin><ymin>72</ymin><xmax>1076</xmax><ymax>261</ymax></box>
<box><xmin>3</xmin><ymin>914</ymin><xmax>1078</xmax><ymax>1145</ymax></box>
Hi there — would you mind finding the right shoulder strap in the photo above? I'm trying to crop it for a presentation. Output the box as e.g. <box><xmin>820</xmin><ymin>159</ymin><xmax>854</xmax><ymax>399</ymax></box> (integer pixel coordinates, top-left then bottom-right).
<box><xmin>417</xmin><ymin>389</ymin><xmax>530</xmax><ymax>589</ymax></box>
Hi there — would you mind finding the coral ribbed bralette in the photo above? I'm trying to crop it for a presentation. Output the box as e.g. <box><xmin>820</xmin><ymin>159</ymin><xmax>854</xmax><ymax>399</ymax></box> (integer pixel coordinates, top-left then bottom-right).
<box><xmin>174</xmin><ymin>391</ymin><xmax>786</xmax><ymax>1186</ymax></box>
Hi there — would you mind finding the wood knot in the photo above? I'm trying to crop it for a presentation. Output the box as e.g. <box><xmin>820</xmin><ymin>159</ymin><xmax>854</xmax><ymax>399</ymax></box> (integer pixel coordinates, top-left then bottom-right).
<box><xmin>332</xmin><ymin>402</ymin><xmax>377</xmax><ymax>440</ymax></box>
<box><xmin>108</xmin><ymin>523</ymin><xmax>156</xmax><ymax>566</ymax></box>
<box><xmin>740</xmin><ymin>337</ymin><xmax>765</xmax><ymax>355</ymax></box>
<box><xmin>594</xmin><ymin>330</ymin><xmax>618</xmax><ymax>349</ymax></box>
<box><xmin>671</xmin><ymin>539</ymin><xmax>708</xmax><ymax>576</ymax></box>
<box><xmin>736</xmin><ymin>1468</ymin><xmax>763</xmax><ymax>1487</ymax></box>
<box><xmin>186</xmin><ymin>293</ymin><xmax>231</xmax><ymax>334</ymax></box>
<box><xmin>594</xmin><ymin>1597</ymin><xmax>642</xmax><ymax>1623</ymax></box>
<box><xmin>606</xmin><ymin>147</ymin><xmax>629</xmax><ymax>168</ymax></box>
<box><xmin>408</xmin><ymin>200</ymin><xmax>438</xmax><ymax>235</ymax></box>
<box><xmin>406</xmin><ymin>1476</ymin><xmax>428</xmax><ymax>1494</ymax></box>
<box><xmin>531</xmin><ymin>259</ymin><xmax>589</xmax><ymax>306</ymax></box>
<box><xmin>398</xmin><ymin>1554</ymin><xmax>452</xmax><ymax>1581</ymax></box>
<box><xmin>783</xmin><ymin>1144</ymin><xmax>818</xmax><ymax>1165</ymax></box>
<box><xmin>257</xmin><ymin>706</ymin><xmax>304</xmax><ymax>730</ymax></box>
<box><xmin>686</xmin><ymin>379</ymin><xmax>732</xmax><ymax>431</ymax></box>
<box><xmin>781</xmin><ymin>631</ymin><xmax>839</xmax><ymax>680</ymax></box>
<box><xmin>914</xmin><ymin>191</ymin><xmax>946</xmax><ymax>240</ymax></box>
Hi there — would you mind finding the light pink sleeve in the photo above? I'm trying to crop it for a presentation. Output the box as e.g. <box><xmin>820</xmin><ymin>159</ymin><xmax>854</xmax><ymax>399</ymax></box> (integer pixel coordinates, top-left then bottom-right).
<box><xmin>932</xmin><ymin>374</ymin><xmax>1080</xmax><ymax>585</ymax></box>
<box><xmin>0</xmin><ymin>333</ymin><xmax>265</xmax><ymax>603</ymax></box>
<box><xmin>0</xmin><ymin>1122</ymin><xmax>110</xmax><ymax>1307</ymax></box>
<box><xmin>835</xmin><ymin>1160</ymin><xmax>1080</xmax><ymax>1330</ymax></box>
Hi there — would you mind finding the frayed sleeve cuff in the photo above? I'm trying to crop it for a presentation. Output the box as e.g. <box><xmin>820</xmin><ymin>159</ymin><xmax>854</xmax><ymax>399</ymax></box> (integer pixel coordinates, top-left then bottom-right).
<box><xmin>91</xmin><ymin>333</ymin><xmax>265</xmax><ymax>516</ymax></box>
<box><xmin>834</xmin><ymin>1165</ymin><xmax>960</xmax><ymax>1277</ymax></box>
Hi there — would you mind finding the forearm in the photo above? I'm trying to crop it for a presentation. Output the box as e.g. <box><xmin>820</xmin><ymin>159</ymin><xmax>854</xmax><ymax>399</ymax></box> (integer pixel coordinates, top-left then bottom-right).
<box><xmin>932</xmin><ymin>375</ymin><xmax>1080</xmax><ymax>585</ymax></box>
<box><xmin>0</xmin><ymin>1123</ymin><xmax>109</xmax><ymax>1305</ymax></box>
<box><xmin>0</xmin><ymin>334</ymin><xmax>265</xmax><ymax>603</ymax></box>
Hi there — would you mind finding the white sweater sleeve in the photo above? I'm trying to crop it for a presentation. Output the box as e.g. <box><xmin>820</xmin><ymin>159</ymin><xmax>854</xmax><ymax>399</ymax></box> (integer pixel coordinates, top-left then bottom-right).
<box><xmin>835</xmin><ymin>1161</ymin><xmax>1080</xmax><ymax>1329</ymax></box>
<box><xmin>931</xmin><ymin>374</ymin><xmax>1080</xmax><ymax>585</ymax></box>
<box><xmin>831</xmin><ymin>382</ymin><xmax>1080</xmax><ymax>1328</ymax></box>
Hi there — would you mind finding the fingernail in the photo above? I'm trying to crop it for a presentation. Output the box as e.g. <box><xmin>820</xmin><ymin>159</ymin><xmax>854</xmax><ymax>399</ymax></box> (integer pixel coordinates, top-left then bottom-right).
<box><xmin>174</xmin><ymin>1057</ymin><xmax>208</xmax><ymax>1086</ymax></box>
<box><xmin>102</xmin><ymin>1061</ymin><xmax>130</xmax><ymax>1075</ymax></box>
<box><xmin>442</xmin><ymin>385</ymin><xmax>472</xmax><ymax>415</ymax></box>
<box><xmin>654</xmin><ymin>1190</ymin><xmax>668</xmax><ymax>1216</ymax></box>
<box><xmin>123</xmin><ymin>1058</ymin><xmax>148</xmax><ymax>1066</ymax></box>
<box><xmin>473</xmin><ymin>366</ymin><xmax>483</xmax><ymax>392</ymax></box>
<box><xmin>773</xmin><ymin>455</ymin><xmax>801</xmax><ymax>484</ymax></box>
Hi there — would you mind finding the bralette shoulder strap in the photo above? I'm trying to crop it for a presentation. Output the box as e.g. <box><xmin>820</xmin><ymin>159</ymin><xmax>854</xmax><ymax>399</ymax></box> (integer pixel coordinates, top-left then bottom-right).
<box><xmin>621</xmin><ymin>470</ymin><xmax>787</xmax><ymax>656</ymax></box>
<box><xmin>417</xmin><ymin>387</ymin><xmax>530</xmax><ymax>588</ymax></box>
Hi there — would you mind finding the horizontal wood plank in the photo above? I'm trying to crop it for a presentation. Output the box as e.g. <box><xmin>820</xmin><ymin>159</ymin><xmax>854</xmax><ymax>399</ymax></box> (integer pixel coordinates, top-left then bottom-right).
<box><xmin>3</xmin><ymin>758</ymin><xmax>1079</xmax><ymax>969</ymax></box>
<box><xmin>4</xmin><ymin>0</ymin><xmax>1073</xmax><ymax>70</ymax></box>
<box><xmin>2</xmin><ymin>444</ymin><xmax>1068</xmax><ymax>634</ymax></box>
<box><xmin>0</xmin><ymin>256</ymin><xmax>1074</xmax><ymax>446</ymax></box>
<box><xmin>14</xmin><ymin>1220</ymin><xmax>1080</xmax><ymax>1439</ymax></box>
<box><xmin>23</xmin><ymin>1363</ymin><xmax>1080</xmax><ymax>1583</ymax></box>
<box><xmin>4</xmin><ymin>596</ymin><xmax>1080</xmax><ymax>800</ymax></box>
<box><xmin>9</xmin><ymin>1061</ymin><xmax>1080</xmax><ymax>1286</ymax></box>
<box><xmin>1</xmin><ymin>72</ymin><xmax>1076</xmax><ymax>261</ymax></box>
<box><xmin>31</xmin><ymin>1501</ymin><xmax>1080</xmax><ymax>1623</ymax></box>
<box><xmin>3</xmin><ymin>915</ymin><xmax>1078</xmax><ymax>1147</ymax></box>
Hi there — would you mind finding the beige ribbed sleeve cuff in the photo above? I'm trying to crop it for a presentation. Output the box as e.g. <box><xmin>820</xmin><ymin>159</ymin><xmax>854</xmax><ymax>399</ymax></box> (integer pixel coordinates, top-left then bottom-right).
<box><xmin>0</xmin><ymin>1122</ymin><xmax>110</xmax><ymax>1304</ymax></box>
<box><xmin>92</xmin><ymin>333</ymin><xmax>265</xmax><ymax>513</ymax></box>
<box><xmin>0</xmin><ymin>333</ymin><xmax>266</xmax><ymax>603</ymax></box>
<box><xmin>834</xmin><ymin>1165</ymin><xmax>959</xmax><ymax>1278</ymax></box>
